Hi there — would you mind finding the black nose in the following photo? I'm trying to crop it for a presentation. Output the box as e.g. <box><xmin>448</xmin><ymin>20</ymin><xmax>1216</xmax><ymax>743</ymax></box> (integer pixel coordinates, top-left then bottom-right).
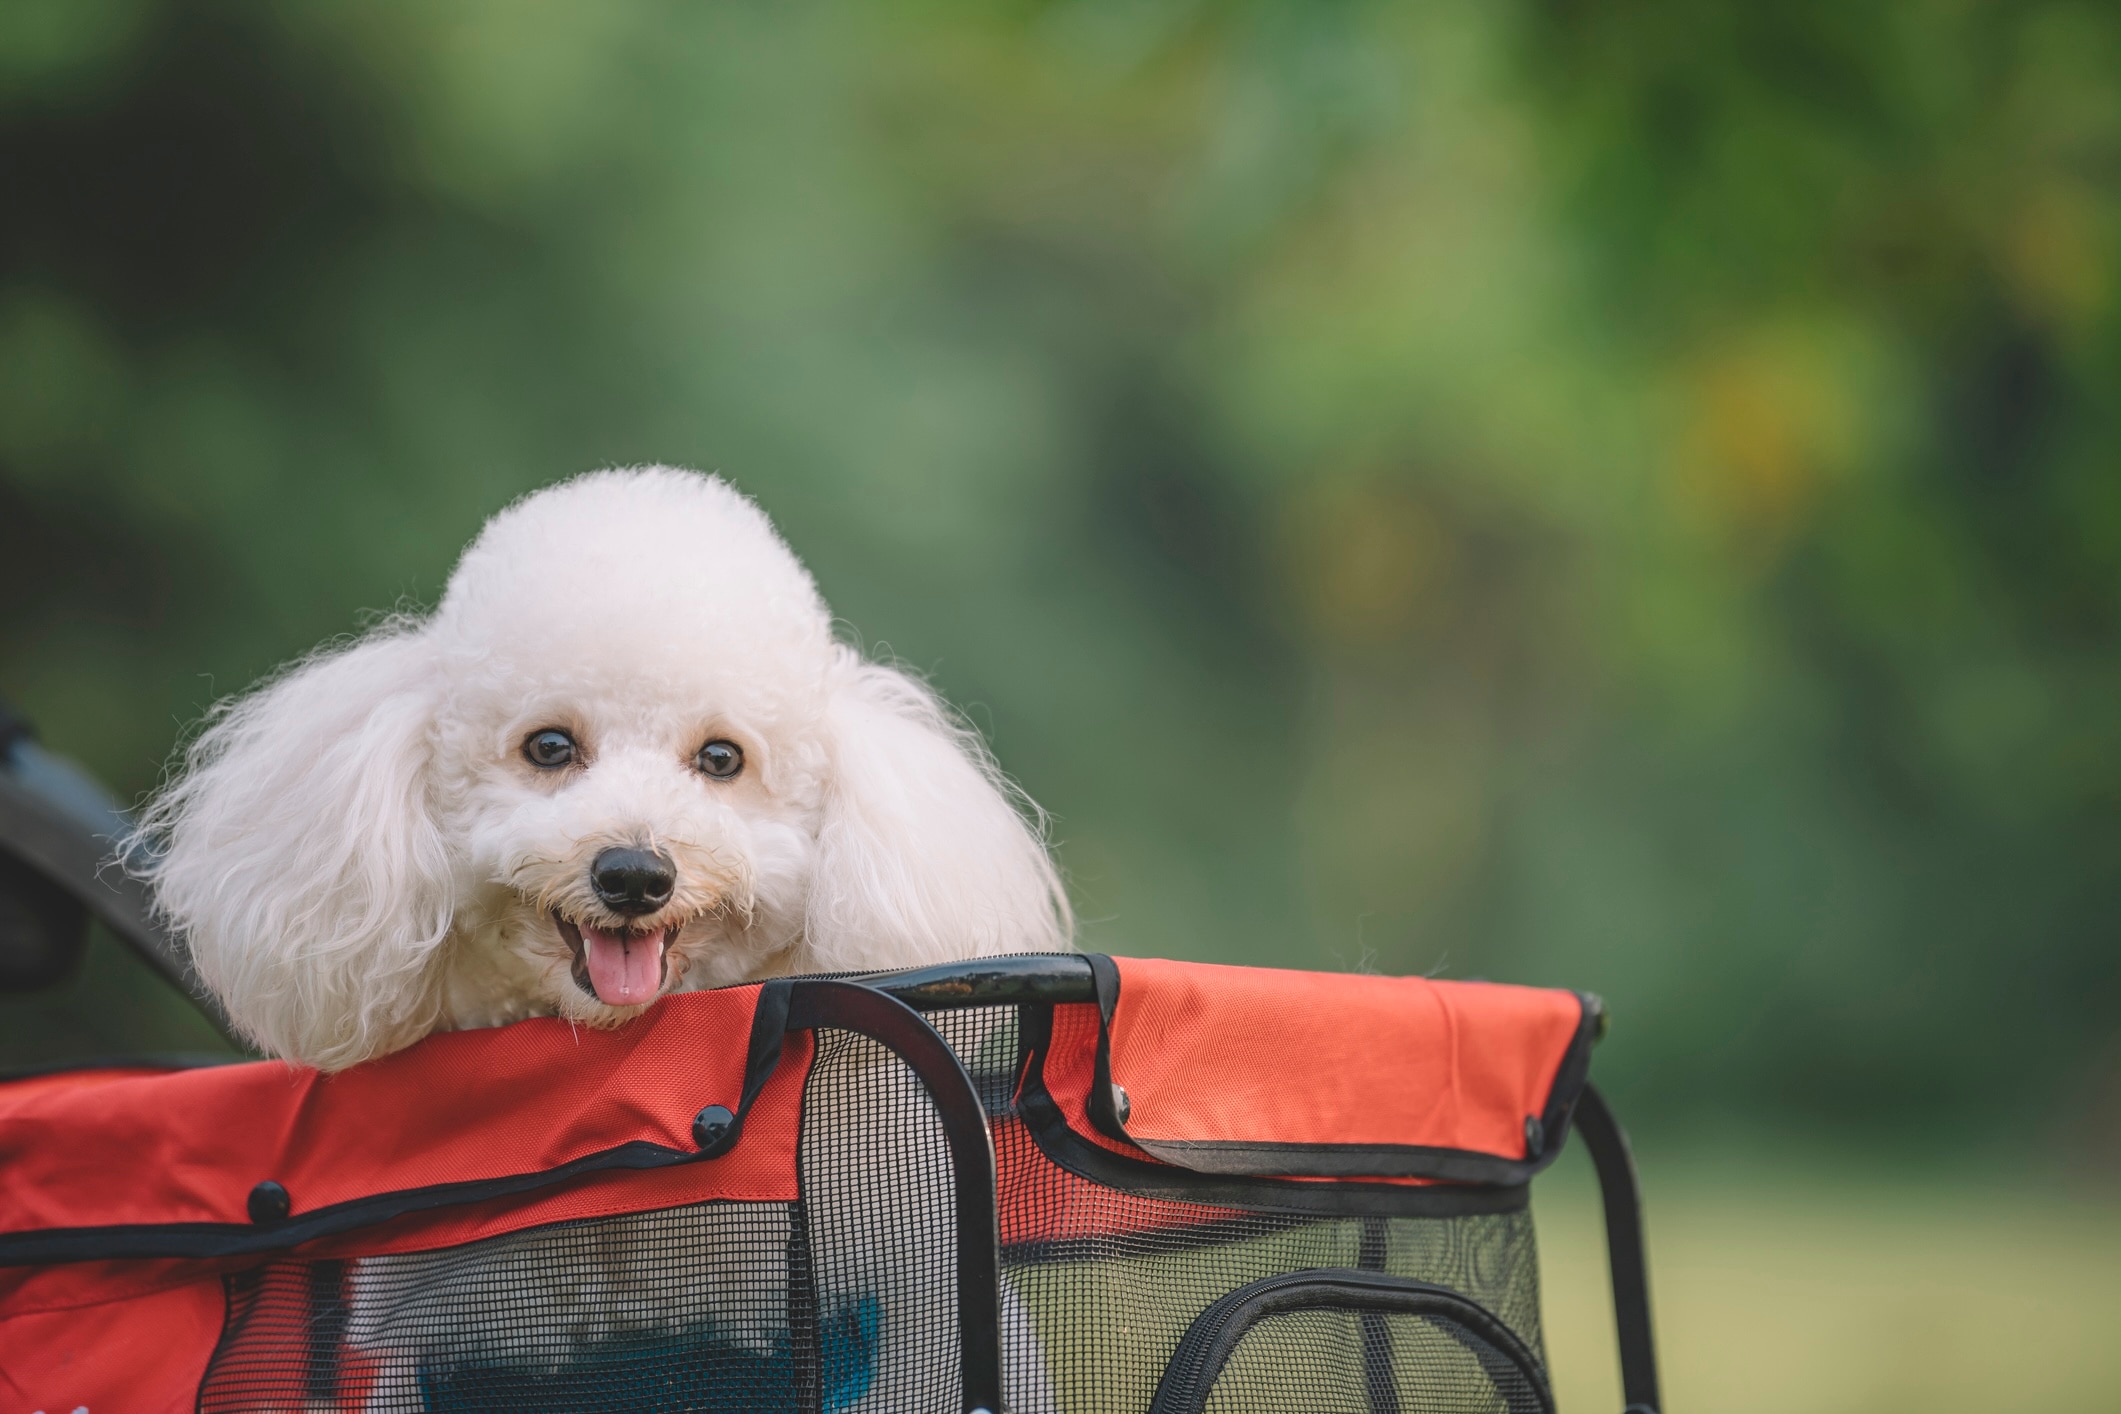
<box><xmin>590</xmin><ymin>846</ymin><xmax>676</xmax><ymax>916</ymax></box>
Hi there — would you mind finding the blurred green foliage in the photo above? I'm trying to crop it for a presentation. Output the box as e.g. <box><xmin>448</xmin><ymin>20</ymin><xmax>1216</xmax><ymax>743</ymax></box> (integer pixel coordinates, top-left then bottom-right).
<box><xmin>2</xmin><ymin>0</ymin><xmax>2117</xmax><ymax>1154</ymax></box>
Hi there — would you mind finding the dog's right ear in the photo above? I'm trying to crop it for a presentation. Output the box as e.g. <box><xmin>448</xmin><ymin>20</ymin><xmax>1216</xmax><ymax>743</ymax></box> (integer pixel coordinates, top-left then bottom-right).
<box><xmin>803</xmin><ymin>649</ymin><xmax>1072</xmax><ymax>973</ymax></box>
<box><xmin>134</xmin><ymin>621</ymin><xmax>454</xmax><ymax>1070</ymax></box>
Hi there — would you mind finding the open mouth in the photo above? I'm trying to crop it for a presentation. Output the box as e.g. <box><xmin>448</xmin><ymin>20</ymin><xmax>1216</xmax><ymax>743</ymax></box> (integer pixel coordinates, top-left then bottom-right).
<box><xmin>553</xmin><ymin>913</ymin><xmax>679</xmax><ymax>1008</ymax></box>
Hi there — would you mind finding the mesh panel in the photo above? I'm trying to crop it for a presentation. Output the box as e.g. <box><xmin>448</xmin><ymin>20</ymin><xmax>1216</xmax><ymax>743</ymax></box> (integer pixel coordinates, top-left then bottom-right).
<box><xmin>194</xmin><ymin>1000</ymin><xmax>1547</xmax><ymax>1414</ymax></box>
<box><xmin>799</xmin><ymin>1026</ymin><xmax>962</xmax><ymax>1413</ymax></box>
<box><xmin>198</xmin><ymin>1026</ymin><xmax>966</xmax><ymax>1413</ymax></box>
<box><xmin>1198</xmin><ymin>1309</ymin><xmax>1545</xmax><ymax>1414</ymax></box>
<box><xmin>201</xmin><ymin>1203</ymin><xmax>813</xmax><ymax>1411</ymax></box>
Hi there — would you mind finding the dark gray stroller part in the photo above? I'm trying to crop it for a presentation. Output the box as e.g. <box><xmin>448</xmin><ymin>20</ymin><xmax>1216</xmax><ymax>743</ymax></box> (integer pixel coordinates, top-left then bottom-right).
<box><xmin>0</xmin><ymin>698</ymin><xmax>230</xmax><ymax>1032</ymax></box>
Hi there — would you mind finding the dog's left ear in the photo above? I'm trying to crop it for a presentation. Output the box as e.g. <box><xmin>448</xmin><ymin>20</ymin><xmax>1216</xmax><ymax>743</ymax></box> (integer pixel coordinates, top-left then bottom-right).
<box><xmin>804</xmin><ymin>649</ymin><xmax>1071</xmax><ymax>970</ymax></box>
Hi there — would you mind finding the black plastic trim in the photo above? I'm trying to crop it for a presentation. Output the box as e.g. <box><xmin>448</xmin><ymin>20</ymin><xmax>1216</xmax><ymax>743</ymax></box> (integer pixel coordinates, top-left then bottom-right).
<box><xmin>0</xmin><ymin>1136</ymin><xmax>709</xmax><ymax>1265</ymax></box>
<box><xmin>867</xmin><ymin>952</ymin><xmax>1097</xmax><ymax>1011</ymax></box>
<box><xmin>1084</xmin><ymin>953</ymin><xmax>1127</xmax><ymax>1145</ymax></box>
<box><xmin>1146</xmin><ymin>1268</ymin><xmax>1554</xmax><ymax>1414</ymax></box>
<box><xmin>1356</xmin><ymin>1218</ymin><xmax>1397</xmax><ymax>1414</ymax></box>
<box><xmin>785</xmin><ymin>979</ymin><xmax>1004</xmax><ymax>1414</ymax></box>
<box><xmin>1002</xmin><ymin>1212</ymin><xmax>1331</xmax><ymax>1269</ymax></box>
<box><xmin>1120</xmin><ymin>1134</ymin><xmax>1559</xmax><ymax>1185</ymax></box>
<box><xmin>1016</xmin><ymin>1005</ymin><xmax>1531</xmax><ymax>1219</ymax></box>
<box><xmin>1574</xmin><ymin>1083</ymin><xmax>1661</xmax><ymax>1414</ymax></box>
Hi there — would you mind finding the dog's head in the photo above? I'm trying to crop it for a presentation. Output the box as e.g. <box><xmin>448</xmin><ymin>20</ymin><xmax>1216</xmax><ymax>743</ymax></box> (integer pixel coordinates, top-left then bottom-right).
<box><xmin>138</xmin><ymin>468</ymin><xmax>1070</xmax><ymax>1068</ymax></box>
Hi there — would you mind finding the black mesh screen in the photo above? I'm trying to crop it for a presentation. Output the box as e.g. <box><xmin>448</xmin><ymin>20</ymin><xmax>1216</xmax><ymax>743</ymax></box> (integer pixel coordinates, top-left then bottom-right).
<box><xmin>799</xmin><ymin>1026</ymin><xmax>963</xmax><ymax>1413</ymax></box>
<box><xmin>196</xmin><ymin>1002</ymin><xmax>1547</xmax><ymax>1413</ymax></box>
<box><xmin>201</xmin><ymin>1203</ymin><xmax>814</xmax><ymax>1412</ymax></box>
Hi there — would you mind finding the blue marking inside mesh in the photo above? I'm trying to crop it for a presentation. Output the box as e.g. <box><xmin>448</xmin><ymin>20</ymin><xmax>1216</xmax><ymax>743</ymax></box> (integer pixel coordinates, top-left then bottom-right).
<box><xmin>416</xmin><ymin>1294</ymin><xmax>881</xmax><ymax>1412</ymax></box>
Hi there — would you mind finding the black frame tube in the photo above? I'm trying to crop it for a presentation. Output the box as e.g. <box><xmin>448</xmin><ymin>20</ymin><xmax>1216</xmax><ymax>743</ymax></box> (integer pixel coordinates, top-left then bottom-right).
<box><xmin>867</xmin><ymin>952</ymin><xmax>1097</xmax><ymax>1010</ymax></box>
<box><xmin>1572</xmin><ymin>1083</ymin><xmax>1660</xmax><ymax>1414</ymax></box>
<box><xmin>784</xmin><ymin>979</ymin><xmax>1006</xmax><ymax>1414</ymax></box>
<box><xmin>0</xmin><ymin>771</ymin><xmax>237</xmax><ymax>1041</ymax></box>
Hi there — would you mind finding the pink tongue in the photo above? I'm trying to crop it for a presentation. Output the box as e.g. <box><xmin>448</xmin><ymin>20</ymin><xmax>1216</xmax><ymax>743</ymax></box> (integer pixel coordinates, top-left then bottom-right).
<box><xmin>580</xmin><ymin>926</ymin><xmax>665</xmax><ymax>1007</ymax></box>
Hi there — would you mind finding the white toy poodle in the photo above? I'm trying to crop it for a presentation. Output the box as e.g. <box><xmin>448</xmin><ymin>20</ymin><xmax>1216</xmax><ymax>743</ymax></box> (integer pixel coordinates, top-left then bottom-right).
<box><xmin>139</xmin><ymin>466</ymin><xmax>1072</xmax><ymax>1070</ymax></box>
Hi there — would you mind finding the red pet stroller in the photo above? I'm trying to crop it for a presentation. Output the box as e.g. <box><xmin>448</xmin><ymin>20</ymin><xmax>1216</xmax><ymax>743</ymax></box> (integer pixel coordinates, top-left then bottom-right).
<box><xmin>0</xmin><ymin>724</ymin><xmax>1658</xmax><ymax>1413</ymax></box>
<box><xmin>0</xmin><ymin>955</ymin><xmax>1657</xmax><ymax>1413</ymax></box>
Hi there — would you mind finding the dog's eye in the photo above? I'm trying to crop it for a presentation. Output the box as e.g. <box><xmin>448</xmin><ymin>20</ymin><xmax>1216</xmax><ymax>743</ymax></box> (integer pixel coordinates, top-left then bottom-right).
<box><xmin>695</xmin><ymin>739</ymin><xmax>744</xmax><ymax>780</ymax></box>
<box><xmin>523</xmin><ymin>729</ymin><xmax>577</xmax><ymax>769</ymax></box>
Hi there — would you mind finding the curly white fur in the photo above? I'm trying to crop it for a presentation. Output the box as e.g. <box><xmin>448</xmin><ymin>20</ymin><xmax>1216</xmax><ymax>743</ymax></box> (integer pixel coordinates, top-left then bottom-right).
<box><xmin>135</xmin><ymin>467</ymin><xmax>1071</xmax><ymax>1069</ymax></box>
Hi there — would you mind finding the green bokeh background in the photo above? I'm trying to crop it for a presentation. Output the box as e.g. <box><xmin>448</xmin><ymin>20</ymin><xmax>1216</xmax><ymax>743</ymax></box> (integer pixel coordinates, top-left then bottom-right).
<box><xmin>8</xmin><ymin>0</ymin><xmax>2121</xmax><ymax>1144</ymax></box>
<box><xmin>3</xmin><ymin>3</ymin><xmax>2120</xmax><ymax>1404</ymax></box>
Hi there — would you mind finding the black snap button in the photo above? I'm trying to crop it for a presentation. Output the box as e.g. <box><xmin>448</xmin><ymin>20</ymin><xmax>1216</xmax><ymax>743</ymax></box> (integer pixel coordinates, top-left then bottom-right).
<box><xmin>1111</xmin><ymin>1084</ymin><xmax>1131</xmax><ymax>1125</ymax></box>
<box><xmin>1523</xmin><ymin>1115</ymin><xmax>1545</xmax><ymax>1160</ymax></box>
<box><xmin>692</xmin><ymin>1104</ymin><xmax>738</xmax><ymax>1157</ymax></box>
<box><xmin>248</xmin><ymin>1180</ymin><xmax>291</xmax><ymax>1225</ymax></box>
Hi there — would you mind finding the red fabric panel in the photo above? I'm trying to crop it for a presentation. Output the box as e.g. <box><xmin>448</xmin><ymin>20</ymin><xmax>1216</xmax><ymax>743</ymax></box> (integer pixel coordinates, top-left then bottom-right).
<box><xmin>1041</xmin><ymin>1001</ymin><xmax>1157</xmax><ymax>1160</ymax></box>
<box><xmin>1107</xmin><ymin>958</ymin><xmax>1584</xmax><ymax>1161</ymax></box>
<box><xmin>0</xmin><ymin>1257</ymin><xmax>239</xmax><ymax>1320</ymax></box>
<box><xmin>1039</xmin><ymin>998</ymin><xmax>1437</xmax><ymax>1186</ymax></box>
<box><xmin>993</xmin><ymin>1114</ymin><xmax>1243</xmax><ymax>1246</ymax></box>
<box><xmin>295</xmin><ymin>1030</ymin><xmax>812</xmax><ymax>1260</ymax></box>
<box><xmin>0</xmin><ymin>987</ymin><xmax>803</xmax><ymax>1239</ymax></box>
<box><xmin>1039</xmin><ymin>959</ymin><xmax>1585</xmax><ymax>1179</ymax></box>
<box><xmin>0</xmin><ymin>1272</ymin><xmax>222</xmax><ymax>1411</ymax></box>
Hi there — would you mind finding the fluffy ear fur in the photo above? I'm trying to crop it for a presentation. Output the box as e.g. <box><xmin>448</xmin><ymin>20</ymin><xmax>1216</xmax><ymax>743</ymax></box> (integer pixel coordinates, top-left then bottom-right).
<box><xmin>806</xmin><ymin>650</ymin><xmax>1071</xmax><ymax>971</ymax></box>
<box><xmin>133</xmin><ymin>620</ymin><xmax>454</xmax><ymax>1069</ymax></box>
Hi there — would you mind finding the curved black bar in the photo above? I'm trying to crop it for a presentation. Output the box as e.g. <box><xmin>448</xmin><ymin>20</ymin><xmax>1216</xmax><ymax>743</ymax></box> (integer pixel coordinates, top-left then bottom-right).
<box><xmin>1146</xmin><ymin>1269</ymin><xmax>1553</xmax><ymax>1414</ymax></box>
<box><xmin>866</xmin><ymin>952</ymin><xmax>1097</xmax><ymax>1011</ymax></box>
<box><xmin>1573</xmin><ymin>1084</ymin><xmax>1660</xmax><ymax>1414</ymax></box>
<box><xmin>784</xmin><ymin>979</ymin><xmax>1005</xmax><ymax>1414</ymax></box>
<box><xmin>0</xmin><ymin>1136</ymin><xmax>713</xmax><ymax>1265</ymax></box>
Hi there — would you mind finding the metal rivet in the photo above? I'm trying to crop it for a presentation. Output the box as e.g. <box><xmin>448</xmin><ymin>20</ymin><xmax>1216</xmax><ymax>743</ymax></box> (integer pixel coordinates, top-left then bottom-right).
<box><xmin>1111</xmin><ymin>1083</ymin><xmax>1130</xmax><ymax>1125</ymax></box>
<box><xmin>248</xmin><ymin>1180</ymin><xmax>291</xmax><ymax>1225</ymax></box>
<box><xmin>692</xmin><ymin>1104</ymin><xmax>738</xmax><ymax>1156</ymax></box>
<box><xmin>1523</xmin><ymin>1115</ymin><xmax>1545</xmax><ymax>1159</ymax></box>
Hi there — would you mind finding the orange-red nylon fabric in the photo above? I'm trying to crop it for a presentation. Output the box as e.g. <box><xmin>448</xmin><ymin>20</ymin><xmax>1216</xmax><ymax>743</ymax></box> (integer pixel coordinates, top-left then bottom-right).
<box><xmin>992</xmin><ymin>1114</ymin><xmax>1246</xmax><ymax>1246</ymax></box>
<box><xmin>1093</xmin><ymin>958</ymin><xmax>1583</xmax><ymax>1166</ymax></box>
<box><xmin>0</xmin><ymin>1272</ymin><xmax>223</xmax><ymax>1411</ymax></box>
<box><xmin>0</xmin><ymin>986</ymin><xmax>803</xmax><ymax>1240</ymax></box>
